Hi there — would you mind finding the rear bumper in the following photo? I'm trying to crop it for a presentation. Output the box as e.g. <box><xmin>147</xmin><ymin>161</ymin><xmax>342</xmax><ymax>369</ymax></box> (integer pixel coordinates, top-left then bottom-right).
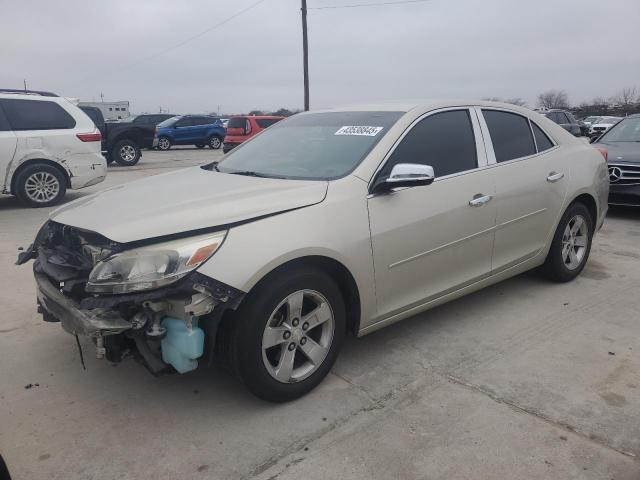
<box><xmin>66</xmin><ymin>152</ymin><xmax>107</xmax><ymax>189</ymax></box>
<box><xmin>35</xmin><ymin>267</ymin><xmax>131</xmax><ymax>337</ymax></box>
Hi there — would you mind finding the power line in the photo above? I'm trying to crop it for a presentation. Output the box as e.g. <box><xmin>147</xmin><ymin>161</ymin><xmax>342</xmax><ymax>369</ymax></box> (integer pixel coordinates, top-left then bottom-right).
<box><xmin>309</xmin><ymin>0</ymin><xmax>432</xmax><ymax>10</ymax></box>
<box><xmin>79</xmin><ymin>0</ymin><xmax>268</xmax><ymax>82</ymax></box>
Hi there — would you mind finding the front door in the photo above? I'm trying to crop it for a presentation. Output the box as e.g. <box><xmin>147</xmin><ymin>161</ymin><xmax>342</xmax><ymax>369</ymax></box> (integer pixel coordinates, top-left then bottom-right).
<box><xmin>479</xmin><ymin>109</ymin><xmax>569</xmax><ymax>273</ymax></box>
<box><xmin>368</xmin><ymin>109</ymin><xmax>496</xmax><ymax>318</ymax></box>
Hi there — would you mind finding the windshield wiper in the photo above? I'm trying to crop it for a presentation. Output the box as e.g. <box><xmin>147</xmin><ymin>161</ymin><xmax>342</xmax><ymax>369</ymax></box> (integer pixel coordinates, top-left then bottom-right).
<box><xmin>228</xmin><ymin>170</ymin><xmax>271</xmax><ymax>178</ymax></box>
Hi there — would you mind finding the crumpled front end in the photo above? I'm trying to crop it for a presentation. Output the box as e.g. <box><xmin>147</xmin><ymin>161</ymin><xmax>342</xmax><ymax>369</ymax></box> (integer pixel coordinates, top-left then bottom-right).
<box><xmin>19</xmin><ymin>221</ymin><xmax>244</xmax><ymax>374</ymax></box>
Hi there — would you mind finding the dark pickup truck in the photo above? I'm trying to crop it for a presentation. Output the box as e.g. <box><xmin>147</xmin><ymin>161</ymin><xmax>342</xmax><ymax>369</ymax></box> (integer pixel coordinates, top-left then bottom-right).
<box><xmin>79</xmin><ymin>106</ymin><xmax>156</xmax><ymax>166</ymax></box>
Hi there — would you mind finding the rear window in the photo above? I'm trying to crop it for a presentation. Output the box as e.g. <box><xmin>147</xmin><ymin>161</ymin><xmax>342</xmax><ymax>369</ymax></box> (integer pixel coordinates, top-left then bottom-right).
<box><xmin>1</xmin><ymin>99</ymin><xmax>76</xmax><ymax>130</ymax></box>
<box><xmin>228</xmin><ymin>117</ymin><xmax>248</xmax><ymax>129</ymax></box>
<box><xmin>81</xmin><ymin>108</ymin><xmax>102</xmax><ymax>126</ymax></box>
<box><xmin>256</xmin><ymin>118</ymin><xmax>283</xmax><ymax>128</ymax></box>
<box><xmin>531</xmin><ymin>122</ymin><xmax>554</xmax><ymax>152</ymax></box>
<box><xmin>483</xmin><ymin>110</ymin><xmax>536</xmax><ymax>162</ymax></box>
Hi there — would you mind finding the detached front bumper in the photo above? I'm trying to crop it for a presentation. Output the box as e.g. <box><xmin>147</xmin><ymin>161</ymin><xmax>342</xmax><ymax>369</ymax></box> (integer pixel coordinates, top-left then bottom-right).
<box><xmin>35</xmin><ymin>268</ymin><xmax>131</xmax><ymax>337</ymax></box>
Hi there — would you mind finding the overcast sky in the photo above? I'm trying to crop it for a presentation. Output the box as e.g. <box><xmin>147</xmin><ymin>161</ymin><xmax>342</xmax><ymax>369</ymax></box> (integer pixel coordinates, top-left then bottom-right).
<box><xmin>1</xmin><ymin>0</ymin><xmax>638</xmax><ymax>114</ymax></box>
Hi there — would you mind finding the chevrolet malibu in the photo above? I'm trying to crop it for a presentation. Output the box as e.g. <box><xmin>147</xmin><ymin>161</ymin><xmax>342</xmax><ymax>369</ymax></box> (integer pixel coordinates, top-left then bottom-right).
<box><xmin>18</xmin><ymin>101</ymin><xmax>609</xmax><ymax>402</ymax></box>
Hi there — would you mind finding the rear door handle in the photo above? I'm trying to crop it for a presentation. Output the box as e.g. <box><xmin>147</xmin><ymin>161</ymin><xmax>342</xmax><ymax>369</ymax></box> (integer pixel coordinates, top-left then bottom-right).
<box><xmin>469</xmin><ymin>194</ymin><xmax>492</xmax><ymax>207</ymax></box>
<box><xmin>547</xmin><ymin>172</ymin><xmax>564</xmax><ymax>182</ymax></box>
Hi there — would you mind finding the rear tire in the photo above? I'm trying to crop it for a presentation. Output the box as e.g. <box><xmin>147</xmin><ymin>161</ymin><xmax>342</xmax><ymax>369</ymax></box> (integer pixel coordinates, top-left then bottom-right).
<box><xmin>113</xmin><ymin>139</ymin><xmax>141</xmax><ymax>166</ymax></box>
<box><xmin>226</xmin><ymin>267</ymin><xmax>345</xmax><ymax>402</ymax></box>
<box><xmin>542</xmin><ymin>202</ymin><xmax>593</xmax><ymax>282</ymax></box>
<box><xmin>157</xmin><ymin>136</ymin><xmax>171</xmax><ymax>151</ymax></box>
<box><xmin>14</xmin><ymin>164</ymin><xmax>67</xmax><ymax>208</ymax></box>
<box><xmin>208</xmin><ymin>136</ymin><xmax>222</xmax><ymax>149</ymax></box>
<box><xmin>195</xmin><ymin>143</ymin><xmax>205</xmax><ymax>149</ymax></box>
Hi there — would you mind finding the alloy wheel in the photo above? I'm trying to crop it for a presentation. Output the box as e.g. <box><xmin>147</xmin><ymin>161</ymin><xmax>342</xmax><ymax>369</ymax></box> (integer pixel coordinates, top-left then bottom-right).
<box><xmin>24</xmin><ymin>171</ymin><xmax>60</xmax><ymax>203</ymax></box>
<box><xmin>119</xmin><ymin>144</ymin><xmax>136</xmax><ymax>162</ymax></box>
<box><xmin>261</xmin><ymin>289</ymin><xmax>335</xmax><ymax>383</ymax></box>
<box><xmin>210</xmin><ymin>137</ymin><xmax>221</xmax><ymax>149</ymax></box>
<box><xmin>562</xmin><ymin>214</ymin><xmax>588</xmax><ymax>270</ymax></box>
<box><xmin>158</xmin><ymin>138</ymin><xmax>170</xmax><ymax>150</ymax></box>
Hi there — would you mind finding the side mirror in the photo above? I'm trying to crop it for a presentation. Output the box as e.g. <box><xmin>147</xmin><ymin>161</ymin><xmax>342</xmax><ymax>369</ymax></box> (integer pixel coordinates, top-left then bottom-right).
<box><xmin>373</xmin><ymin>163</ymin><xmax>435</xmax><ymax>194</ymax></box>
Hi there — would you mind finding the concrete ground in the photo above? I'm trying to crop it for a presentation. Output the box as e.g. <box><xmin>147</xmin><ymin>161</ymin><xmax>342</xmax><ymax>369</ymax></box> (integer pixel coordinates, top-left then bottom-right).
<box><xmin>1</xmin><ymin>148</ymin><xmax>639</xmax><ymax>480</ymax></box>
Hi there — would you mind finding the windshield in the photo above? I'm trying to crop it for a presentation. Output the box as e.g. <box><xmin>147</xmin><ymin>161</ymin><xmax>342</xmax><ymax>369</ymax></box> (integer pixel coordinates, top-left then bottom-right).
<box><xmin>217</xmin><ymin>111</ymin><xmax>403</xmax><ymax>180</ymax></box>
<box><xmin>597</xmin><ymin>117</ymin><xmax>621</xmax><ymax>125</ymax></box>
<box><xmin>599</xmin><ymin>117</ymin><xmax>640</xmax><ymax>142</ymax></box>
<box><xmin>157</xmin><ymin>116</ymin><xmax>181</xmax><ymax>127</ymax></box>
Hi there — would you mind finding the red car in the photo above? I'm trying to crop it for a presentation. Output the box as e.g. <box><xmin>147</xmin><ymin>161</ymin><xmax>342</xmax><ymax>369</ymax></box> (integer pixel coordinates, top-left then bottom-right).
<box><xmin>223</xmin><ymin>115</ymin><xmax>284</xmax><ymax>153</ymax></box>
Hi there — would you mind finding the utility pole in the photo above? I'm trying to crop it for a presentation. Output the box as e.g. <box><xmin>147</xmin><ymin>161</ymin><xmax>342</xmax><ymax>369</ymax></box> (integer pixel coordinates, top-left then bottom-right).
<box><xmin>23</xmin><ymin>79</ymin><xmax>28</xmax><ymax>92</ymax></box>
<box><xmin>301</xmin><ymin>0</ymin><xmax>310</xmax><ymax>111</ymax></box>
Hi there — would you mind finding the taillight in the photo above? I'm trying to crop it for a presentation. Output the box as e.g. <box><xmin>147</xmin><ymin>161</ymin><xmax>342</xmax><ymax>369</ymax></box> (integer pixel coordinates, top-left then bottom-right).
<box><xmin>595</xmin><ymin>147</ymin><xmax>608</xmax><ymax>161</ymax></box>
<box><xmin>77</xmin><ymin>129</ymin><xmax>102</xmax><ymax>142</ymax></box>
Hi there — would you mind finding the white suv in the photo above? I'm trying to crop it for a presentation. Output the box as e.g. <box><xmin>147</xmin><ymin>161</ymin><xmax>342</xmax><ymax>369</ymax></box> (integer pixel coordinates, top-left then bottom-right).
<box><xmin>0</xmin><ymin>90</ymin><xmax>106</xmax><ymax>207</ymax></box>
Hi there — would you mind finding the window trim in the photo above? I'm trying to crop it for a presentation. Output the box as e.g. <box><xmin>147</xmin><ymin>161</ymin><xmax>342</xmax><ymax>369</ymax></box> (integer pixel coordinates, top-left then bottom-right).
<box><xmin>476</xmin><ymin>107</ymin><xmax>558</xmax><ymax>168</ymax></box>
<box><xmin>368</xmin><ymin>107</ymin><xmax>487</xmax><ymax>194</ymax></box>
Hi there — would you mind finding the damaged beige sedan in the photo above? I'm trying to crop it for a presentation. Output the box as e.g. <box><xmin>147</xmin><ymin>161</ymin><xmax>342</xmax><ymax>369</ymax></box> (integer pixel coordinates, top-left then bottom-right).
<box><xmin>18</xmin><ymin>101</ymin><xmax>609</xmax><ymax>402</ymax></box>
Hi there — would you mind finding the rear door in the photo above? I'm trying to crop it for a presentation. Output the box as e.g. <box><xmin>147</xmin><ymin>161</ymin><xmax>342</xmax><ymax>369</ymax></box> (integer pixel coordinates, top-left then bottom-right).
<box><xmin>367</xmin><ymin>108</ymin><xmax>496</xmax><ymax>317</ymax></box>
<box><xmin>0</xmin><ymin>103</ymin><xmax>17</xmax><ymax>191</ymax></box>
<box><xmin>192</xmin><ymin>116</ymin><xmax>213</xmax><ymax>142</ymax></box>
<box><xmin>479</xmin><ymin>108</ymin><xmax>569</xmax><ymax>273</ymax></box>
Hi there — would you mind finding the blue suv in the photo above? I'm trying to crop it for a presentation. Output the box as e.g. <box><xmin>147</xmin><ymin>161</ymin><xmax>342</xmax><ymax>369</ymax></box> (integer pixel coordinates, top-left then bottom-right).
<box><xmin>154</xmin><ymin>115</ymin><xmax>226</xmax><ymax>150</ymax></box>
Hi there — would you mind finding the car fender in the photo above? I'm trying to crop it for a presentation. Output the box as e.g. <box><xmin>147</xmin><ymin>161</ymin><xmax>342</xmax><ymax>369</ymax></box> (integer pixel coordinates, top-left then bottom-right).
<box><xmin>196</xmin><ymin>176</ymin><xmax>378</xmax><ymax>329</ymax></box>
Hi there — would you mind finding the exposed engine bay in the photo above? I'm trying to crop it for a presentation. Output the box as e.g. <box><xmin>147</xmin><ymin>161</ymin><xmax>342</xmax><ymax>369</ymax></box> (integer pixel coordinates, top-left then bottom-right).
<box><xmin>18</xmin><ymin>221</ymin><xmax>243</xmax><ymax>374</ymax></box>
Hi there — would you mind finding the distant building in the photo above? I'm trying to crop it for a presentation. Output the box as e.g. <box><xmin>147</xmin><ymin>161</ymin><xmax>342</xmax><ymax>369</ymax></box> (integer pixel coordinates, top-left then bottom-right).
<box><xmin>78</xmin><ymin>100</ymin><xmax>130</xmax><ymax>120</ymax></box>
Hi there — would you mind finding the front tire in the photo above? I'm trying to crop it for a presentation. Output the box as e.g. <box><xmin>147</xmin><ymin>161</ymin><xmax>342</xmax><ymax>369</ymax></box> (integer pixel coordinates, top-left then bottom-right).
<box><xmin>208</xmin><ymin>135</ymin><xmax>222</xmax><ymax>149</ymax></box>
<box><xmin>228</xmin><ymin>268</ymin><xmax>345</xmax><ymax>402</ymax></box>
<box><xmin>14</xmin><ymin>164</ymin><xmax>67</xmax><ymax>208</ymax></box>
<box><xmin>542</xmin><ymin>202</ymin><xmax>593</xmax><ymax>282</ymax></box>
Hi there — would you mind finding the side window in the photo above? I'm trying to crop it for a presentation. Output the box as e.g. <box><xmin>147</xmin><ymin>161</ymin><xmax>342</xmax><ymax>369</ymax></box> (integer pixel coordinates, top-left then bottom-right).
<box><xmin>0</xmin><ymin>105</ymin><xmax>11</xmax><ymax>131</ymax></box>
<box><xmin>175</xmin><ymin>118</ymin><xmax>192</xmax><ymax>127</ymax></box>
<box><xmin>531</xmin><ymin>122</ymin><xmax>554</xmax><ymax>152</ymax></box>
<box><xmin>482</xmin><ymin>110</ymin><xmax>536</xmax><ymax>162</ymax></box>
<box><xmin>256</xmin><ymin>118</ymin><xmax>282</xmax><ymax>128</ymax></box>
<box><xmin>0</xmin><ymin>99</ymin><xmax>76</xmax><ymax>130</ymax></box>
<box><xmin>558</xmin><ymin>112</ymin><xmax>570</xmax><ymax>123</ymax></box>
<box><xmin>381</xmin><ymin>110</ymin><xmax>477</xmax><ymax>178</ymax></box>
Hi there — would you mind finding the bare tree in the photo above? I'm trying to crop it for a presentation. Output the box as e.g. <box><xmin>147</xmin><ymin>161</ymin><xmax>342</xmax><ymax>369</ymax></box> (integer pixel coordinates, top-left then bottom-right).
<box><xmin>537</xmin><ymin>90</ymin><xmax>570</xmax><ymax>110</ymax></box>
<box><xmin>612</xmin><ymin>86</ymin><xmax>638</xmax><ymax>114</ymax></box>
<box><xmin>482</xmin><ymin>97</ymin><xmax>528</xmax><ymax>107</ymax></box>
<box><xmin>505</xmin><ymin>97</ymin><xmax>528</xmax><ymax>107</ymax></box>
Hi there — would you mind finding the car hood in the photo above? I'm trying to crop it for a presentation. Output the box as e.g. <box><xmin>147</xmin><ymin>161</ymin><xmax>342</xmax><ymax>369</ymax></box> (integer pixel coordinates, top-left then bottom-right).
<box><xmin>50</xmin><ymin>167</ymin><xmax>328</xmax><ymax>243</ymax></box>
<box><xmin>595</xmin><ymin>142</ymin><xmax>640</xmax><ymax>164</ymax></box>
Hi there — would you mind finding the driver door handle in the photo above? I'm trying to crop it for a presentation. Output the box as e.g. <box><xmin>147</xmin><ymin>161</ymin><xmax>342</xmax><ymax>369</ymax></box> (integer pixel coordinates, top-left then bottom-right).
<box><xmin>469</xmin><ymin>194</ymin><xmax>492</xmax><ymax>207</ymax></box>
<box><xmin>547</xmin><ymin>172</ymin><xmax>565</xmax><ymax>183</ymax></box>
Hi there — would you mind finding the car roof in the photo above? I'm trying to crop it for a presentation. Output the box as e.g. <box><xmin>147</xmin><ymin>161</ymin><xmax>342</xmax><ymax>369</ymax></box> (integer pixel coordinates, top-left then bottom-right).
<box><xmin>305</xmin><ymin>100</ymin><xmax>540</xmax><ymax>116</ymax></box>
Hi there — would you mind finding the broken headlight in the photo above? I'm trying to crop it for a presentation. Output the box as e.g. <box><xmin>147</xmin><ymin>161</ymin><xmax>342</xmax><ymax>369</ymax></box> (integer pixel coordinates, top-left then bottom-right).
<box><xmin>86</xmin><ymin>231</ymin><xmax>227</xmax><ymax>294</ymax></box>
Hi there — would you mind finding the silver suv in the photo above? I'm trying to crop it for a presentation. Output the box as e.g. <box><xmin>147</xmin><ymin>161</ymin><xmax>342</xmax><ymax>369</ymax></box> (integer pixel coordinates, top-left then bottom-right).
<box><xmin>19</xmin><ymin>101</ymin><xmax>608</xmax><ymax>401</ymax></box>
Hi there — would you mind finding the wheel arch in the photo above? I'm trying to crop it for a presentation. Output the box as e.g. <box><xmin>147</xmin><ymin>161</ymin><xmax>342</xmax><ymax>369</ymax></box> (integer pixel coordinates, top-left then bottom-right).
<box><xmin>569</xmin><ymin>192</ymin><xmax>598</xmax><ymax>226</ymax></box>
<box><xmin>10</xmin><ymin>158</ymin><xmax>71</xmax><ymax>193</ymax></box>
<box><xmin>226</xmin><ymin>255</ymin><xmax>362</xmax><ymax>337</ymax></box>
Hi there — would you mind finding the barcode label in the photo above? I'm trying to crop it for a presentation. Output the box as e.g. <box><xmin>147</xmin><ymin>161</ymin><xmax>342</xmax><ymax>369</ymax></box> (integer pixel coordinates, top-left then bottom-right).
<box><xmin>335</xmin><ymin>126</ymin><xmax>384</xmax><ymax>136</ymax></box>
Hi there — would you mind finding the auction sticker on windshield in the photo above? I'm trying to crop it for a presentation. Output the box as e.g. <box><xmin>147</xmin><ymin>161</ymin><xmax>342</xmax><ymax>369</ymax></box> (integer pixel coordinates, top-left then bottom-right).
<box><xmin>335</xmin><ymin>126</ymin><xmax>384</xmax><ymax>136</ymax></box>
